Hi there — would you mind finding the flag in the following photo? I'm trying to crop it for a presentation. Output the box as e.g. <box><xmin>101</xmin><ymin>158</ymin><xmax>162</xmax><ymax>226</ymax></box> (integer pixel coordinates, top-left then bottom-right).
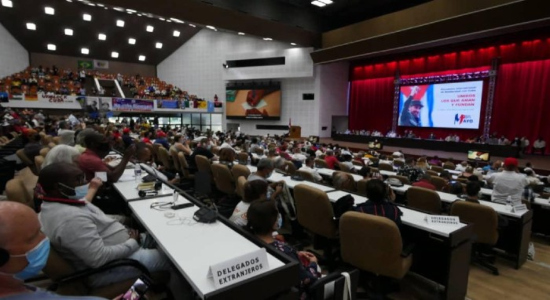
<box><xmin>78</xmin><ymin>60</ymin><xmax>93</xmax><ymax>70</ymax></box>
<box><xmin>288</xmin><ymin>118</ymin><xmax>292</xmax><ymax>129</ymax></box>
<box><xmin>93</xmin><ymin>60</ymin><xmax>109</xmax><ymax>69</ymax></box>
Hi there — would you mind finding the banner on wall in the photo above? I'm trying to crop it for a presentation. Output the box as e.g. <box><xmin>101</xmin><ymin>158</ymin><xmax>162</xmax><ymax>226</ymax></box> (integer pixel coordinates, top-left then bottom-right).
<box><xmin>112</xmin><ymin>98</ymin><xmax>154</xmax><ymax>112</ymax></box>
<box><xmin>2</xmin><ymin>94</ymin><xmax>86</xmax><ymax>109</ymax></box>
<box><xmin>78</xmin><ymin>60</ymin><xmax>94</xmax><ymax>70</ymax></box>
<box><xmin>93</xmin><ymin>60</ymin><xmax>109</xmax><ymax>69</ymax></box>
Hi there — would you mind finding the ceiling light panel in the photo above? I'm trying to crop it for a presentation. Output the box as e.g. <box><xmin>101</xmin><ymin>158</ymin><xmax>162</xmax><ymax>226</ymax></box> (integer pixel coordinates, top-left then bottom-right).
<box><xmin>64</xmin><ymin>28</ymin><xmax>73</xmax><ymax>36</ymax></box>
<box><xmin>44</xmin><ymin>6</ymin><xmax>55</xmax><ymax>15</ymax></box>
<box><xmin>1</xmin><ymin>0</ymin><xmax>13</xmax><ymax>8</ymax></box>
<box><xmin>98</xmin><ymin>33</ymin><xmax>106</xmax><ymax>40</ymax></box>
<box><xmin>116</xmin><ymin>20</ymin><xmax>124</xmax><ymax>27</ymax></box>
<box><xmin>47</xmin><ymin>44</ymin><xmax>56</xmax><ymax>51</ymax></box>
<box><xmin>81</xmin><ymin>48</ymin><xmax>89</xmax><ymax>54</ymax></box>
<box><xmin>83</xmin><ymin>13</ymin><xmax>92</xmax><ymax>21</ymax></box>
<box><xmin>311</xmin><ymin>1</ymin><xmax>326</xmax><ymax>7</ymax></box>
<box><xmin>318</xmin><ymin>0</ymin><xmax>333</xmax><ymax>4</ymax></box>
<box><xmin>146</xmin><ymin>25</ymin><xmax>154</xmax><ymax>32</ymax></box>
<box><xmin>138</xmin><ymin>55</ymin><xmax>146</xmax><ymax>61</ymax></box>
<box><xmin>26</xmin><ymin>23</ymin><xmax>36</xmax><ymax>30</ymax></box>
<box><xmin>155</xmin><ymin>42</ymin><xmax>163</xmax><ymax>49</ymax></box>
<box><xmin>128</xmin><ymin>38</ymin><xmax>136</xmax><ymax>44</ymax></box>
<box><xmin>173</xmin><ymin>30</ymin><xmax>180</xmax><ymax>37</ymax></box>
<box><xmin>111</xmin><ymin>51</ymin><xmax>119</xmax><ymax>58</ymax></box>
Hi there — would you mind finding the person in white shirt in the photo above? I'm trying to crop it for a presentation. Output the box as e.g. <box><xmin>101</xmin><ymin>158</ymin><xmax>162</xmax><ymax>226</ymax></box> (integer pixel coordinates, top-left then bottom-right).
<box><xmin>445</xmin><ymin>135</ymin><xmax>452</xmax><ymax>142</ymax></box>
<box><xmin>230</xmin><ymin>180</ymin><xmax>268</xmax><ymax>226</ymax></box>
<box><xmin>487</xmin><ymin>157</ymin><xmax>529</xmax><ymax>204</ymax></box>
<box><xmin>524</xmin><ymin>168</ymin><xmax>541</xmax><ymax>185</ymax></box>
<box><xmin>291</xmin><ymin>148</ymin><xmax>307</xmax><ymax>163</ymax></box>
<box><xmin>298</xmin><ymin>157</ymin><xmax>323</xmax><ymax>183</ymax></box>
<box><xmin>455</xmin><ymin>161</ymin><xmax>468</xmax><ymax>172</ymax></box>
<box><xmin>532</xmin><ymin>137</ymin><xmax>546</xmax><ymax>155</ymax></box>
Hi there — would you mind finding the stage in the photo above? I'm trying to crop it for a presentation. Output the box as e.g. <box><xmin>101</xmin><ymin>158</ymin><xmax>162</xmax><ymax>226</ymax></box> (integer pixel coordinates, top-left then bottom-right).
<box><xmin>320</xmin><ymin>137</ymin><xmax>550</xmax><ymax>175</ymax></box>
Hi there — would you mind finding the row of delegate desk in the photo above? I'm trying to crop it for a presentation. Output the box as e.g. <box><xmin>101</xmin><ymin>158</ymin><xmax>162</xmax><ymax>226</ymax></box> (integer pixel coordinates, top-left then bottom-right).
<box><xmin>333</xmin><ymin>134</ymin><xmax>518</xmax><ymax>157</ymax></box>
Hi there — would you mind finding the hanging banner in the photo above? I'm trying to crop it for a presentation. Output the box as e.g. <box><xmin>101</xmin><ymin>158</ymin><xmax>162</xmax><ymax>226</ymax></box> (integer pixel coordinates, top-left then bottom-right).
<box><xmin>2</xmin><ymin>94</ymin><xmax>86</xmax><ymax>109</ymax></box>
<box><xmin>112</xmin><ymin>98</ymin><xmax>154</xmax><ymax>112</ymax></box>
<box><xmin>78</xmin><ymin>60</ymin><xmax>94</xmax><ymax>70</ymax></box>
<box><xmin>93</xmin><ymin>60</ymin><xmax>109</xmax><ymax>69</ymax></box>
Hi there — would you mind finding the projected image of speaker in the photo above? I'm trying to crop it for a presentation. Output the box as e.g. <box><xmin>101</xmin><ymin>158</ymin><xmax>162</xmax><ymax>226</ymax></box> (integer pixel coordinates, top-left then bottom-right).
<box><xmin>467</xmin><ymin>150</ymin><xmax>490</xmax><ymax>162</ymax></box>
<box><xmin>226</xmin><ymin>82</ymin><xmax>281</xmax><ymax>120</ymax></box>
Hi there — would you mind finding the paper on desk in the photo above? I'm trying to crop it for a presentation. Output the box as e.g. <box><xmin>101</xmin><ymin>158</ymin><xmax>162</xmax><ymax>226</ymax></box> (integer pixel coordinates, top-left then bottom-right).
<box><xmin>242</xmin><ymin>99</ymin><xmax>267</xmax><ymax>110</ymax></box>
<box><xmin>118</xmin><ymin>173</ymin><xmax>137</xmax><ymax>182</ymax></box>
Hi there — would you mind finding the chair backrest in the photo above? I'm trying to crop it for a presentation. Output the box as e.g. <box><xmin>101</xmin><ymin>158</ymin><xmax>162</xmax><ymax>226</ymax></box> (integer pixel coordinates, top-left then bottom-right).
<box><xmin>211</xmin><ymin>146</ymin><xmax>220</xmax><ymax>156</ymax></box>
<box><xmin>294</xmin><ymin>184</ymin><xmax>338</xmax><ymax>239</ymax></box>
<box><xmin>35</xmin><ymin>155</ymin><xmax>44</xmax><ymax>172</ymax></box>
<box><xmin>231</xmin><ymin>164</ymin><xmax>251</xmax><ymax>182</ymax></box>
<box><xmin>332</xmin><ymin>171</ymin><xmax>356</xmax><ymax>192</ymax></box>
<box><xmin>339</xmin><ymin>211</ymin><xmax>408</xmax><ymax>279</ymax></box>
<box><xmin>388</xmin><ymin>175</ymin><xmax>410</xmax><ymax>185</ymax></box>
<box><xmin>169</xmin><ymin>149</ymin><xmax>181</xmax><ymax>173</ymax></box>
<box><xmin>157</xmin><ymin>147</ymin><xmax>173</xmax><ymax>170</ymax></box>
<box><xmin>338</xmin><ymin>162</ymin><xmax>354</xmax><ymax>174</ymax></box>
<box><xmin>356</xmin><ymin>179</ymin><xmax>369</xmax><ymax>197</ymax></box>
<box><xmin>443</xmin><ymin>162</ymin><xmax>456</xmax><ymax>170</ymax></box>
<box><xmin>352</xmin><ymin>160</ymin><xmax>363</xmax><ymax>167</ymax></box>
<box><xmin>378</xmin><ymin>163</ymin><xmax>393</xmax><ymax>171</ymax></box>
<box><xmin>296</xmin><ymin>170</ymin><xmax>315</xmax><ymax>182</ymax></box>
<box><xmin>151</xmin><ymin>143</ymin><xmax>161</xmax><ymax>163</ymax></box>
<box><xmin>195</xmin><ymin>155</ymin><xmax>212</xmax><ymax>174</ymax></box>
<box><xmin>450</xmin><ymin>201</ymin><xmax>499</xmax><ymax>245</ymax></box>
<box><xmin>426</xmin><ymin>170</ymin><xmax>438</xmax><ymax>177</ymax></box>
<box><xmin>430</xmin><ymin>176</ymin><xmax>447</xmax><ymax>191</ymax></box>
<box><xmin>5</xmin><ymin>178</ymin><xmax>34</xmax><ymax>210</ymax></box>
<box><xmin>16</xmin><ymin>149</ymin><xmax>33</xmax><ymax>166</ymax></box>
<box><xmin>431</xmin><ymin>165</ymin><xmax>444</xmax><ymax>173</ymax></box>
<box><xmin>39</xmin><ymin>147</ymin><xmax>50</xmax><ymax>157</ymax></box>
<box><xmin>255</xmin><ymin>148</ymin><xmax>265</xmax><ymax>156</ymax></box>
<box><xmin>177</xmin><ymin>152</ymin><xmax>193</xmax><ymax>179</ymax></box>
<box><xmin>314</xmin><ymin>159</ymin><xmax>328</xmax><ymax>169</ymax></box>
<box><xmin>457</xmin><ymin>178</ymin><xmax>468</xmax><ymax>184</ymax></box>
<box><xmin>393</xmin><ymin>160</ymin><xmax>405</xmax><ymax>169</ymax></box>
<box><xmin>237</xmin><ymin>152</ymin><xmax>249</xmax><ymax>164</ymax></box>
<box><xmin>211</xmin><ymin>163</ymin><xmax>236</xmax><ymax>195</ymax></box>
<box><xmin>369</xmin><ymin>167</ymin><xmax>379</xmax><ymax>174</ymax></box>
<box><xmin>43</xmin><ymin>246</ymin><xmax>87</xmax><ymax>295</ymax></box>
<box><xmin>283</xmin><ymin>161</ymin><xmax>297</xmax><ymax>176</ymax></box>
<box><xmin>52</xmin><ymin>136</ymin><xmax>61</xmax><ymax>145</ymax></box>
<box><xmin>236</xmin><ymin>176</ymin><xmax>247</xmax><ymax>198</ymax></box>
<box><xmin>406</xmin><ymin>186</ymin><xmax>441</xmax><ymax>214</ymax></box>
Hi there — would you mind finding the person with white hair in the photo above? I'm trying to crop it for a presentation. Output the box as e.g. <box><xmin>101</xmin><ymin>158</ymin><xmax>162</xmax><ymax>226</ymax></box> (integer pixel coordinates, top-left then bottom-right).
<box><xmin>42</xmin><ymin>145</ymin><xmax>81</xmax><ymax>168</ymax></box>
<box><xmin>74</xmin><ymin>128</ymin><xmax>96</xmax><ymax>153</ymax></box>
<box><xmin>58</xmin><ymin>130</ymin><xmax>75</xmax><ymax>146</ymax></box>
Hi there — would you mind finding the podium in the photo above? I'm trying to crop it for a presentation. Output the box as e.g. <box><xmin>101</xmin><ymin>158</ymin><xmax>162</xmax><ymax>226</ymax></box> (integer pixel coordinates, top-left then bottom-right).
<box><xmin>289</xmin><ymin>126</ymin><xmax>301</xmax><ymax>139</ymax></box>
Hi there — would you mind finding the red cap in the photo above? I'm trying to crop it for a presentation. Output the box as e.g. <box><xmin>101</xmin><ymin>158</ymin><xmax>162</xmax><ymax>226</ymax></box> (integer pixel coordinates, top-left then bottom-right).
<box><xmin>156</xmin><ymin>131</ymin><xmax>166</xmax><ymax>138</ymax></box>
<box><xmin>504</xmin><ymin>157</ymin><xmax>518</xmax><ymax>167</ymax></box>
<box><xmin>123</xmin><ymin>128</ymin><xmax>130</xmax><ymax>133</ymax></box>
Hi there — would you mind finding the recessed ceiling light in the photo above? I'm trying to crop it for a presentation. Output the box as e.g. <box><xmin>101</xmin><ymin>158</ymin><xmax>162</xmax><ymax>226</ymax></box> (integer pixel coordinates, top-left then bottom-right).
<box><xmin>113</xmin><ymin>7</ymin><xmax>124</xmax><ymax>11</ymax></box>
<box><xmin>126</xmin><ymin>9</ymin><xmax>136</xmax><ymax>13</ymax></box>
<box><xmin>1</xmin><ymin>0</ymin><xmax>12</xmax><ymax>8</ymax></box>
<box><xmin>138</xmin><ymin>55</ymin><xmax>146</xmax><ymax>61</ymax></box>
<box><xmin>26</xmin><ymin>23</ymin><xmax>36</xmax><ymax>30</ymax></box>
<box><xmin>116</xmin><ymin>20</ymin><xmax>125</xmax><ymax>27</ymax></box>
<box><xmin>127</xmin><ymin>11</ymin><xmax>133</xmax><ymax>15</ymax></box>
<box><xmin>64</xmin><ymin>28</ymin><xmax>73</xmax><ymax>36</ymax></box>
<box><xmin>173</xmin><ymin>30</ymin><xmax>180</xmax><ymax>37</ymax></box>
<box><xmin>311</xmin><ymin>1</ymin><xmax>326</xmax><ymax>7</ymax></box>
<box><xmin>81</xmin><ymin>48</ymin><xmax>89</xmax><ymax>55</ymax></box>
<box><xmin>128</xmin><ymin>38</ymin><xmax>136</xmax><ymax>44</ymax></box>
<box><xmin>170</xmin><ymin>17</ymin><xmax>184</xmax><ymax>23</ymax></box>
<box><xmin>66</xmin><ymin>0</ymin><xmax>72</xmax><ymax>2</ymax></box>
<box><xmin>111</xmin><ymin>51</ymin><xmax>119</xmax><ymax>58</ymax></box>
<box><xmin>44</xmin><ymin>6</ymin><xmax>55</xmax><ymax>15</ymax></box>
<box><xmin>238</xmin><ymin>32</ymin><xmax>245</xmax><ymax>35</ymax></box>
<box><xmin>47</xmin><ymin>44</ymin><xmax>56</xmax><ymax>51</ymax></box>
<box><xmin>155</xmin><ymin>42</ymin><xmax>163</xmax><ymax>49</ymax></box>
<box><xmin>83</xmin><ymin>13</ymin><xmax>92</xmax><ymax>21</ymax></box>
<box><xmin>137</xmin><ymin>14</ymin><xmax>142</xmax><ymax>17</ymax></box>
<box><xmin>96</xmin><ymin>3</ymin><xmax>104</xmax><ymax>7</ymax></box>
<box><xmin>318</xmin><ymin>0</ymin><xmax>333</xmax><ymax>3</ymax></box>
<box><xmin>104</xmin><ymin>7</ymin><xmax>107</xmax><ymax>10</ymax></box>
<box><xmin>206</xmin><ymin>25</ymin><xmax>216</xmax><ymax>31</ymax></box>
<box><xmin>263</xmin><ymin>37</ymin><xmax>273</xmax><ymax>41</ymax></box>
<box><xmin>98</xmin><ymin>33</ymin><xmax>106</xmax><ymax>40</ymax></box>
<box><xmin>159</xmin><ymin>17</ymin><xmax>165</xmax><ymax>21</ymax></box>
<box><xmin>166</xmin><ymin>20</ymin><xmax>172</xmax><ymax>23</ymax></box>
<box><xmin>146</xmin><ymin>25</ymin><xmax>154</xmax><ymax>32</ymax></box>
<box><xmin>87</xmin><ymin>3</ymin><xmax>95</xmax><ymax>6</ymax></box>
<box><xmin>189</xmin><ymin>24</ymin><xmax>196</xmax><ymax>27</ymax></box>
<box><xmin>291</xmin><ymin>43</ymin><xmax>297</xmax><ymax>46</ymax></box>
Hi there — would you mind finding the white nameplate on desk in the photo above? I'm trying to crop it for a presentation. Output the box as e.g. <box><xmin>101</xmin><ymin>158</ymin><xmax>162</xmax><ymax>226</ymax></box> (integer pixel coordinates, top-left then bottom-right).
<box><xmin>425</xmin><ymin>215</ymin><xmax>460</xmax><ymax>225</ymax></box>
<box><xmin>207</xmin><ymin>248</ymin><xmax>269</xmax><ymax>288</ymax></box>
<box><xmin>512</xmin><ymin>204</ymin><xmax>527</xmax><ymax>213</ymax></box>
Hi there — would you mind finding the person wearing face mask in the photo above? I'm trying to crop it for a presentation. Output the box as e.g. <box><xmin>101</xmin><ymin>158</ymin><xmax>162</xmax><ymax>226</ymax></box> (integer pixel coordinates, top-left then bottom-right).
<box><xmin>78</xmin><ymin>131</ymin><xmax>136</xmax><ymax>183</ymax></box>
<box><xmin>247</xmin><ymin>159</ymin><xmax>284</xmax><ymax>201</ymax></box>
<box><xmin>37</xmin><ymin>163</ymin><xmax>172</xmax><ymax>290</ymax></box>
<box><xmin>247</xmin><ymin>200</ymin><xmax>320</xmax><ymax>300</ymax></box>
<box><xmin>0</xmin><ymin>201</ymin><xmax>105</xmax><ymax>299</ymax></box>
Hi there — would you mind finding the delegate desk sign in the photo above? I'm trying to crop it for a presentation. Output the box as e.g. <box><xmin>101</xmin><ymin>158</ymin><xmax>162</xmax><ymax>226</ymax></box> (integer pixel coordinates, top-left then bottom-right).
<box><xmin>208</xmin><ymin>248</ymin><xmax>269</xmax><ymax>288</ymax></box>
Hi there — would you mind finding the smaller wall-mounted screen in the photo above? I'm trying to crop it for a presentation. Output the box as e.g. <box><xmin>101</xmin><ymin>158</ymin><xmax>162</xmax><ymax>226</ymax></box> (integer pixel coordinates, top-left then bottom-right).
<box><xmin>226</xmin><ymin>83</ymin><xmax>281</xmax><ymax>120</ymax></box>
<box><xmin>468</xmin><ymin>150</ymin><xmax>490</xmax><ymax>162</ymax></box>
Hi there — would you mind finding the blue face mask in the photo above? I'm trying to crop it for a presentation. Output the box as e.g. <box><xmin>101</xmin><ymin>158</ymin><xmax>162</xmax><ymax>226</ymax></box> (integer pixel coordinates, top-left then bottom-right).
<box><xmin>60</xmin><ymin>183</ymin><xmax>89</xmax><ymax>200</ymax></box>
<box><xmin>11</xmin><ymin>238</ymin><xmax>51</xmax><ymax>281</ymax></box>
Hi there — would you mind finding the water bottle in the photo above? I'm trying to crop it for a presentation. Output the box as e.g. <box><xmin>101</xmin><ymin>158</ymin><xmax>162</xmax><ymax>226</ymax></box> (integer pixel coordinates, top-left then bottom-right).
<box><xmin>134</xmin><ymin>164</ymin><xmax>142</xmax><ymax>182</ymax></box>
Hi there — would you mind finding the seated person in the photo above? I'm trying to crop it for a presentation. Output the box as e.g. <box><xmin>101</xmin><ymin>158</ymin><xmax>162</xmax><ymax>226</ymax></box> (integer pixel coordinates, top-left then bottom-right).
<box><xmin>455</xmin><ymin>181</ymin><xmax>508</xmax><ymax>227</ymax></box>
<box><xmin>459</xmin><ymin>166</ymin><xmax>474</xmax><ymax>178</ymax></box>
<box><xmin>38</xmin><ymin>163</ymin><xmax>171</xmax><ymax>288</ymax></box>
<box><xmin>0</xmin><ymin>201</ymin><xmax>104</xmax><ymax>299</ymax></box>
<box><xmin>135</xmin><ymin>142</ymin><xmax>176</xmax><ymax>183</ymax></box>
<box><xmin>169</xmin><ymin>135</ymin><xmax>192</xmax><ymax>155</ymax></box>
<box><xmin>412</xmin><ymin>174</ymin><xmax>436</xmax><ymax>191</ymax></box>
<box><xmin>218</xmin><ymin>147</ymin><xmax>236</xmax><ymax>168</ymax></box>
<box><xmin>398</xmin><ymin>158</ymin><xmax>423</xmax><ymax>182</ymax></box>
<box><xmin>42</xmin><ymin>145</ymin><xmax>80</xmax><ymax>168</ymax></box>
<box><xmin>324</xmin><ymin>150</ymin><xmax>339</xmax><ymax>170</ymax></box>
<box><xmin>78</xmin><ymin>131</ymin><xmax>135</xmax><ymax>182</ymax></box>
<box><xmin>524</xmin><ymin>168</ymin><xmax>542</xmax><ymax>185</ymax></box>
<box><xmin>291</xmin><ymin>148</ymin><xmax>307</xmax><ymax>164</ymax></box>
<box><xmin>247</xmin><ymin>200</ymin><xmax>320</xmax><ymax>299</ymax></box>
<box><xmin>355</xmin><ymin>179</ymin><xmax>402</xmax><ymax>226</ymax></box>
<box><xmin>455</xmin><ymin>161</ymin><xmax>468</xmax><ymax>172</ymax></box>
<box><xmin>23</xmin><ymin>131</ymin><xmax>43</xmax><ymax>164</ymax></box>
<box><xmin>154</xmin><ymin>131</ymin><xmax>170</xmax><ymax>150</ymax></box>
<box><xmin>298</xmin><ymin>157</ymin><xmax>323</xmax><ymax>183</ymax></box>
<box><xmin>488</xmin><ymin>157</ymin><xmax>528</xmax><ymax>204</ymax></box>
<box><xmin>248</xmin><ymin>159</ymin><xmax>283</xmax><ymax>201</ymax></box>
<box><xmin>189</xmin><ymin>138</ymin><xmax>216</xmax><ymax>170</ymax></box>
<box><xmin>230</xmin><ymin>180</ymin><xmax>268</xmax><ymax>226</ymax></box>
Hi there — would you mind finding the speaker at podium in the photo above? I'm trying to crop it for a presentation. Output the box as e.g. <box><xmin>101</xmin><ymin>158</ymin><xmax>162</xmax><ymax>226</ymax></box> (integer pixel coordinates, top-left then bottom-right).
<box><xmin>289</xmin><ymin>126</ymin><xmax>301</xmax><ymax>138</ymax></box>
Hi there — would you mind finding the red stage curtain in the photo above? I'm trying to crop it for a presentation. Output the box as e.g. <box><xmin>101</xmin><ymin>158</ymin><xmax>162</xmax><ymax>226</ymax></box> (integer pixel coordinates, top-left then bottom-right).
<box><xmin>490</xmin><ymin>59</ymin><xmax>550</xmax><ymax>153</ymax></box>
<box><xmin>348</xmin><ymin>77</ymin><xmax>394</xmax><ymax>132</ymax></box>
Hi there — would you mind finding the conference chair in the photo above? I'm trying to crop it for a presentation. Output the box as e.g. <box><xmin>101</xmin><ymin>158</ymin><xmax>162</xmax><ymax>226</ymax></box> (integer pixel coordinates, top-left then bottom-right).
<box><xmin>237</xmin><ymin>152</ymin><xmax>249</xmax><ymax>164</ymax></box>
<box><xmin>211</xmin><ymin>146</ymin><xmax>220</xmax><ymax>156</ymax></box>
<box><xmin>169</xmin><ymin>150</ymin><xmax>181</xmax><ymax>175</ymax></box>
<box><xmin>151</xmin><ymin>144</ymin><xmax>161</xmax><ymax>164</ymax></box>
<box><xmin>294</xmin><ymin>184</ymin><xmax>339</xmax><ymax>271</ymax></box>
<box><xmin>5</xmin><ymin>177</ymin><xmax>34</xmax><ymax>210</ymax></box>
<box><xmin>195</xmin><ymin>155</ymin><xmax>213</xmax><ymax>195</ymax></box>
<box><xmin>450</xmin><ymin>201</ymin><xmax>500</xmax><ymax>275</ymax></box>
<box><xmin>39</xmin><ymin>147</ymin><xmax>50</xmax><ymax>157</ymax></box>
<box><xmin>255</xmin><ymin>148</ymin><xmax>265</xmax><ymax>156</ymax></box>
<box><xmin>339</xmin><ymin>212</ymin><xmax>412</xmax><ymax>294</ymax></box>
<box><xmin>296</xmin><ymin>170</ymin><xmax>315</xmax><ymax>182</ymax></box>
<box><xmin>43</xmin><ymin>246</ymin><xmax>167</xmax><ymax>298</ymax></box>
<box><xmin>356</xmin><ymin>179</ymin><xmax>369</xmax><ymax>197</ymax></box>
<box><xmin>314</xmin><ymin>159</ymin><xmax>328</xmax><ymax>169</ymax></box>
<box><xmin>388</xmin><ymin>175</ymin><xmax>410</xmax><ymax>185</ymax></box>
<box><xmin>231</xmin><ymin>164</ymin><xmax>250</xmax><ymax>182</ymax></box>
<box><xmin>177</xmin><ymin>152</ymin><xmax>194</xmax><ymax>181</ymax></box>
<box><xmin>426</xmin><ymin>170</ymin><xmax>439</xmax><ymax>177</ymax></box>
<box><xmin>35</xmin><ymin>155</ymin><xmax>44</xmax><ymax>173</ymax></box>
<box><xmin>443</xmin><ymin>162</ymin><xmax>456</xmax><ymax>170</ymax></box>
<box><xmin>369</xmin><ymin>167</ymin><xmax>379</xmax><ymax>174</ymax></box>
<box><xmin>338</xmin><ymin>162</ymin><xmax>354</xmax><ymax>174</ymax></box>
<box><xmin>378</xmin><ymin>163</ymin><xmax>393</xmax><ymax>172</ymax></box>
<box><xmin>406</xmin><ymin>186</ymin><xmax>442</xmax><ymax>214</ymax></box>
<box><xmin>306</xmin><ymin>269</ymin><xmax>360</xmax><ymax>300</ymax></box>
<box><xmin>431</xmin><ymin>165</ymin><xmax>444</xmax><ymax>173</ymax></box>
<box><xmin>53</xmin><ymin>136</ymin><xmax>61</xmax><ymax>145</ymax></box>
<box><xmin>48</xmin><ymin>142</ymin><xmax>56</xmax><ymax>149</ymax></box>
<box><xmin>352</xmin><ymin>160</ymin><xmax>364</xmax><ymax>168</ymax></box>
<box><xmin>211</xmin><ymin>163</ymin><xmax>236</xmax><ymax>196</ymax></box>
<box><xmin>157</xmin><ymin>147</ymin><xmax>174</xmax><ymax>171</ymax></box>
<box><xmin>457</xmin><ymin>178</ymin><xmax>469</xmax><ymax>184</ymax></box>
<box><xmin>235</xmin><ymin>176</ymin><xmax>247</xmax><ymax>198</ymax></box>
<box><xmin>393</xmin><ymin>160</ymin><xmax>405</xmax><ymax>169</ymax></box>
<box><xmin>281</xmin><ymin>161</ymin><xmax>297</xmax><ymax>176</ymax></box>
<box><xmin>332</xmin><ymin>172</ymin><xmax>357</xmax><ymax>192</ymax></box>
<box><xmin>16</xmin><ymin>149</ymin><xmax>38</xmax><ymax>176</ymax></box>
<box><xmin>430</xmin><ymin>176</ymin><xmax>448</xmax><ymax>191</ymax></box>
